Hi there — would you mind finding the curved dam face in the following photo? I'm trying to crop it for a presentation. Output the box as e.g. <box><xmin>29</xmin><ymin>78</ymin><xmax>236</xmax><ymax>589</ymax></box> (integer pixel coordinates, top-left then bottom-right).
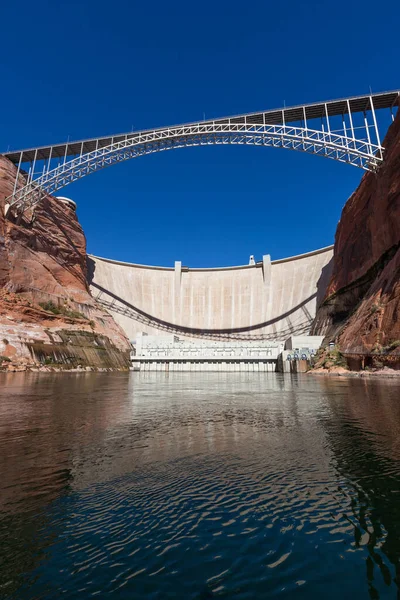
<box><xmin>88</xmin><ymin>246</ymin><xmax>333</xmax><ymax>342</ymax></box>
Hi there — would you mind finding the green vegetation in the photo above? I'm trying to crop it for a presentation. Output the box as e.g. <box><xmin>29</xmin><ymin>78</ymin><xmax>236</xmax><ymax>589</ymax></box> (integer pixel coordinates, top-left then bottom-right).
<box><xmin>371</xmin><ymin>340</ymin><xmax>400</xmax><ymax>355</ymax></box>
<box><xmin>43</xmin><ymin>357</ymin><xmax>59</xmax><ymax>366</ymax></box>
<box><xmin>383</xmin><ymin>340</ymin><xmax>400</xmax><ymax>353</ymax></box>
<box><xmin>371</xmin><ymin>342</ymin><xmax>382</xmax><ymax>353</ymax></box>
<box><xmin>316</xmin><ymin>347</ymin><xmax>348</xmax><ymax>369</ymax></box>
<box><xmin>0</xmin><ymin>355</ymin><xmax>11</xmax><ymax>365</ymax></box>
<box><xmin>370</xmin><ymin>303</ymin><xmax>382</xmax><ymax>314</ymax></box>
<box><xmin>39</xmin><ymin>300</ymin><xmax>86</xmax><ymax>320</ymax></box>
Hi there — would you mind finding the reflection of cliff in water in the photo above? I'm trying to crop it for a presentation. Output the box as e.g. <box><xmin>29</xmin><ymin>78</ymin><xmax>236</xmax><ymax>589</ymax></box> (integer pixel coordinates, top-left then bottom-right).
<box><xmin>0</xmin><ymin>372</ymin><xmax>131</xmax><ymax>596</ymax></box>
<box><xmin>318</xmin><ymin>378</ymin><xmax>400</xmax><ymax>599</ymax></box>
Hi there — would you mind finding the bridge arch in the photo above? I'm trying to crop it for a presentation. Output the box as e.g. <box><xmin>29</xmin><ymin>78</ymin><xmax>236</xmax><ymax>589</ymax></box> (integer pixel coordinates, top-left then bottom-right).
<box><xmin>2</xmin><ymin>90</ymin><xmax>399</xmax><ymax>215</ymax></box>
<box><xmin>5</xmin><ymin>125</ymin><xmax>383</xmax><ymax>213</ymax></box>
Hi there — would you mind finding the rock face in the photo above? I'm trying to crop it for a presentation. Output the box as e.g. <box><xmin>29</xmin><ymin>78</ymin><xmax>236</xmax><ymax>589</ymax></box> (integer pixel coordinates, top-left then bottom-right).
<box><xmin>312</xmin><ymin>111</ymin><xmax>400</xmax><ymax>359</ymax></box>
<box><xmin>0</xmin><ymin>156</ymin><xmax>131</xmax><ymax>370</ymax></box>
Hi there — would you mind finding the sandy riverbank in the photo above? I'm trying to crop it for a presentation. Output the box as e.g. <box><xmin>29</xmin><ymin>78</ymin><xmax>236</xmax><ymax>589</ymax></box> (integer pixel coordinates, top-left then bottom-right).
<box><xmin>309</xmin><ymin>366</ymin><xmax>400</xmax><ymax>378</ymax></box>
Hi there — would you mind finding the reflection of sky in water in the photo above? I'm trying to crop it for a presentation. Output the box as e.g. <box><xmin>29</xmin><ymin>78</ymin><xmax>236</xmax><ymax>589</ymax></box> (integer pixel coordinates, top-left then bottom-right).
<box><xmin>0</xmin><ymin>372</ymin><xmax>399</xmax><ymax>599</ymax></box>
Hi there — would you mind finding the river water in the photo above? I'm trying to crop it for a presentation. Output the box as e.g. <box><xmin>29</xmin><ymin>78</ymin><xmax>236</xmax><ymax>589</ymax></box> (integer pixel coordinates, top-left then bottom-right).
<box><xmin>0</xmin><ymin>372</ymin><xmax>400</xmax><ymax>599</ymax></box>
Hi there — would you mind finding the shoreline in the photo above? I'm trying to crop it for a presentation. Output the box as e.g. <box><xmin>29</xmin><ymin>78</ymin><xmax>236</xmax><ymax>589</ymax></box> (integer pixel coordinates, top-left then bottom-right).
<box><xmin>1</xmin><ymin>366</ymin><xmax>400</xmax><ymax>378</ymax></box>
<box><xmin>0</xmin><ymin>365</ymin><xmax>130</xmax><ymax>374</ymax></box>
<box><xmin>308</xmin><ymin>368</ymin><xmax>400</xmax><ymax>379</ymax></box>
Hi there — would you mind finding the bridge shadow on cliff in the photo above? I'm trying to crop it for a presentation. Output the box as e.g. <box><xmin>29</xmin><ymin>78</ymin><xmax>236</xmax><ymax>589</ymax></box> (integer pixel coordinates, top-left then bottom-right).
<box><xmin>87</xmin><ymin>258</ymin><xmax>318</xmax><ymax>340</ymax></box>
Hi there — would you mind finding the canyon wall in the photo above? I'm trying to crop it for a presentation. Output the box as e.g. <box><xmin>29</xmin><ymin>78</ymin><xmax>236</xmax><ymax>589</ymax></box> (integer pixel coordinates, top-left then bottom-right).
<box><xmin>312</xmin><ymin>111</ymin><xmax>400</xmax><ymax>357</ymax></box>
<box><xmin>0</xmin><ymin>156</ymin><xmax>131</xmax><ymax>370</ymax></box>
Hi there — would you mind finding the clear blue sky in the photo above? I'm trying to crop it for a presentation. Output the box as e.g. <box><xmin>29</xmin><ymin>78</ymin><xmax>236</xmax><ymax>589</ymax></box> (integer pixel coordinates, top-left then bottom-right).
<box><xmin>0</xmin><ymin>0</ymin><xmax>398</xmax><ymax>267</ymax></box>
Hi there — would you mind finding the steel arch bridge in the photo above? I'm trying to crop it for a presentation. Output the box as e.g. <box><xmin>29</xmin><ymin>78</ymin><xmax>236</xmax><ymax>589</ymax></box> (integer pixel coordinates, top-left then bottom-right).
<box><xmin>2</xmin><ymin>90</ymin><xmax>399</xmax><ymax>216</ymax></box>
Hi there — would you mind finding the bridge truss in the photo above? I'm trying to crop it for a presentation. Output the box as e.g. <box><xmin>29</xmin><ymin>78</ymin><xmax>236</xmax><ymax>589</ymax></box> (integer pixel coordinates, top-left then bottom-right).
<box><xmin>2</xmin><ymin>90</ymin><xmax>399</xmax><ymax>216</ymax></box>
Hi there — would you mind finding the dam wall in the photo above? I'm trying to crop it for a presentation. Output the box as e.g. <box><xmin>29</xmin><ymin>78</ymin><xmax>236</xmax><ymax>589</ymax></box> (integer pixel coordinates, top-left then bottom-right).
<box><xmin>88</xmin><ymin>246</ymin><xmax>334</xmax><ymax>342</ymax></box>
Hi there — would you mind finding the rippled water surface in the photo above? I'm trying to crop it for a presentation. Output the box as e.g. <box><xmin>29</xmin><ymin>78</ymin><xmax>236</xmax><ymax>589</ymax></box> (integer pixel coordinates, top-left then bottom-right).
<box><xmin>1</xmin><ymin>372</ymin><xmax>400</xmax><ymax>599</ymax></box>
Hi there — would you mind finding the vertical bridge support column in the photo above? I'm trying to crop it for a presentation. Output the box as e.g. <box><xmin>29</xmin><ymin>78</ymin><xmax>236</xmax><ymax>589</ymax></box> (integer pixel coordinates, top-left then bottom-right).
<box><xmin>369</xmin><ymin>96</ymin><xmax>382</xmax><ymax>160</ymax></box>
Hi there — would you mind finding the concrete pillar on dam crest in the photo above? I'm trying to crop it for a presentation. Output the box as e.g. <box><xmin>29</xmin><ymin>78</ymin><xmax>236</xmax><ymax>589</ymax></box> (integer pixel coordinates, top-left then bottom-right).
<box><xmin>262</xmin><ymin>254</ymin><xmax>272</xmax><ymax>322</ymax></box>
<box><xmin>174</xmin><ymin>261</ymin><xmax>182</xmax><ymax>324</ymax></box>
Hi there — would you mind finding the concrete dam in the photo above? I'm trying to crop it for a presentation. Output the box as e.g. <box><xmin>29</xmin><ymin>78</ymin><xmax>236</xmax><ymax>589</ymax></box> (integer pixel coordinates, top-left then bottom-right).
<box><xmin>88</xmin><ymin>245</ymin><xmax>333</xmax><ymax>343</ymax></box>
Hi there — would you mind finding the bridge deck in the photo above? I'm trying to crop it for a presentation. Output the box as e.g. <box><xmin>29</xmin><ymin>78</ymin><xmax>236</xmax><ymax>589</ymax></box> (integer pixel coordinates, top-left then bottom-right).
<box><xmin>3</xmin><ymin>90</ymin><xmax>399</xmax><ymax>164</ymax></box>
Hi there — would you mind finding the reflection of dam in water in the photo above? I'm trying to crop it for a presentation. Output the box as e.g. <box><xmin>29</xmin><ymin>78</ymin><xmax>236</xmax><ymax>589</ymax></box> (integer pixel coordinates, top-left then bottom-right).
<box><xmin>88</xmin><ymin>245</ymin><xmax>333</xmax><ymax>343</ymax></box>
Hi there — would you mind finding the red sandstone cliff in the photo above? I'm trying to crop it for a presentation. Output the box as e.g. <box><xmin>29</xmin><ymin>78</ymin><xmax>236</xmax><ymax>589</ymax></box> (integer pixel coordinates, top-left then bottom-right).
<box><xmin>0</xmin><ymin>156</ymin><xmax>131</xmax><ymax>370</ymax></box>
<box><xmin>312</xmin><ymin>110</ymin><xmax>400</xmax><ymax>359</ymax></box>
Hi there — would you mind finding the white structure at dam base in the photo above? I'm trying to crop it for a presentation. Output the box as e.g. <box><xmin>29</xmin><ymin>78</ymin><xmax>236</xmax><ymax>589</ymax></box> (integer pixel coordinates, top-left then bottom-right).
<box><xmin>130</xmin><ymin>333</ymin><xmax>325</xmax><ymax>372</ymax></box>
<box><xmin>131</xmin><ymin>333</ymin><xmax>284</xmax><ymax>372</ymax></box>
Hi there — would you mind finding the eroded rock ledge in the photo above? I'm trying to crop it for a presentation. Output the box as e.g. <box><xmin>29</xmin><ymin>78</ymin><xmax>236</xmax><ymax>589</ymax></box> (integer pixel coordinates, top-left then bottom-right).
<box><xmin>0</xmin><ymin>156</ymin><xmax>131</xmax><ymax>371</ymax></box>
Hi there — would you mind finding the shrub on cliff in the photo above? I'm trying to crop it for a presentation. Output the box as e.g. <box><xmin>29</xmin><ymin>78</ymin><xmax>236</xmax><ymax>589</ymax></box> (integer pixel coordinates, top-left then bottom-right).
<box><xmin>383</xmin><ymin>340</ymin><xmax>400</xmax><ymax>353</ymax></box>
<box><xmin>313</xmin><ymin>347</ymin><xmax>348</xmax><ymax>370</ymax></box>
<box><xmin>39</xmin><ymin>300</ymin><xmax>61</xmax><ymax>315</ymax></box>
<box><xmin>39</xmin><ymin>300</ymin><xmax>86</xmax><ymax>321</ymax></box>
